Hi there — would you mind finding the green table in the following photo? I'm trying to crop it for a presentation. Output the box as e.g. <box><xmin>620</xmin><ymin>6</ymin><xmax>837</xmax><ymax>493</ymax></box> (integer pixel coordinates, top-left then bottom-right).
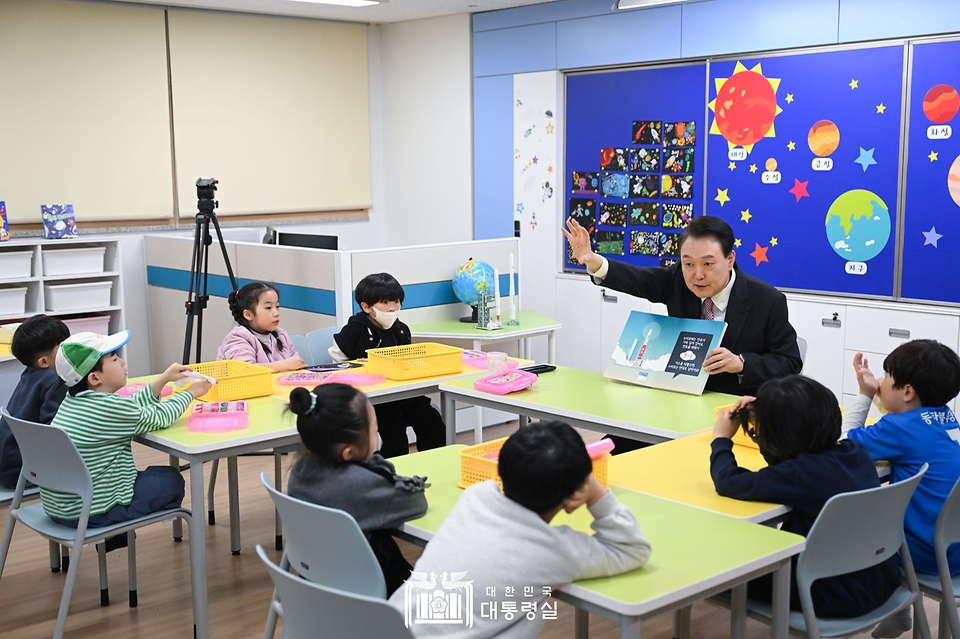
<box><xmin>409</xmin><ymin>308</ymin><xmax>561</xmax><ymax>363</ymax></box>
<box><xmin>392</xmin><ymin>447</ymin><xmax>804</xmax><ymax>639</ymax></box>
<box><xmin>438</xmin><ymin>365</ymin><xmax>739</xmax><ymax>444</ymax></box>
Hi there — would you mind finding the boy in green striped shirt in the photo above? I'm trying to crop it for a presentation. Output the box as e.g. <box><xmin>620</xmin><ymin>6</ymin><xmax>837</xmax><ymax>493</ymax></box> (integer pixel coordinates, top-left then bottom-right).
<box><xmin>44</xmin><ymin>331</ymin><xmax>212</xmax><ymax>541</ymax></box>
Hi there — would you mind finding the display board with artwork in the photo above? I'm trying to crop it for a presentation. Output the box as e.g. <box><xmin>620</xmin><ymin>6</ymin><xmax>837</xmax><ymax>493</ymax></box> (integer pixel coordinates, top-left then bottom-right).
<box><xmin>704</xmin><ymin>46</ymin><xmax>904</xmax><ymax>297</ymax></box>
<box><xmin>565</xmin><ymin>63</ymin><xmax>707</xmax><ymax>270</ymax></box>
<box><xmin>901</xmin><ymin>40</ymin><xmax>960</xmax><ymax>303</ymax></box>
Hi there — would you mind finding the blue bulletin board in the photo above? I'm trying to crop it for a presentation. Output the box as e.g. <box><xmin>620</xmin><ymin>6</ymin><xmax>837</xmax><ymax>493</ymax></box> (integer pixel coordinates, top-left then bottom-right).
<box><xmin>901</xmin><ymin>40</ymin><xmax>960</xmax><ymax>304</ymax></box>
<box><xmin>704</xmin><ymin>46</ymin><xmax>905</xmax><ymax>297</ymax></box>
<box><xmin>564</xmin><ymin>64</ymin><xmax>708</xmax><ymax>271</ymax></box>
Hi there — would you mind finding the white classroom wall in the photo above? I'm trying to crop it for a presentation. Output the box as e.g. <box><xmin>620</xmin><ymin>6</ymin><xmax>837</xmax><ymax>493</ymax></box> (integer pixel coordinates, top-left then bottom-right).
<box><xmin>112</xmin><ymin>14</ymin><xmax>476</xmax><ymax>375</ymax></box>
<box><xmin>378</xmin><ymin>14</ymin><xmax>474</xmax><ymax>246</ymax></box>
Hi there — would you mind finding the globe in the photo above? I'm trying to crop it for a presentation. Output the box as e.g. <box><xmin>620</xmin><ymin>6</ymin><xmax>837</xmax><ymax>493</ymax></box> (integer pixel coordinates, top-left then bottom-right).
<box><xmin>452</xmin><ymin>259</ymin><xmax>496</xmax><ymax>307</ymax></box>
<box><xmin>824</xmin><ymin>189</ymin><xmax>891</xmax><ymax>262</ymax></box>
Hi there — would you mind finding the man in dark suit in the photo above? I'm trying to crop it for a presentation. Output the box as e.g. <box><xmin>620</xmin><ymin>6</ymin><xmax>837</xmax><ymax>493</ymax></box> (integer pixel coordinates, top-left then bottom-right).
<box><xmin>563</xmin><ymin>214</ymin><xmax>802</xmax><ymax>396</ymax></box>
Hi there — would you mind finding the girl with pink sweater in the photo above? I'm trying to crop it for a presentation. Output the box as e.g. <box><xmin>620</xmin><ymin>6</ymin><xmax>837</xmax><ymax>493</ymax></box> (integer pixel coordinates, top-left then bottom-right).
<box><xmin>216</xmin><ymin>282</ymin><xmax>304</xmax><ymax>372</ymax></box>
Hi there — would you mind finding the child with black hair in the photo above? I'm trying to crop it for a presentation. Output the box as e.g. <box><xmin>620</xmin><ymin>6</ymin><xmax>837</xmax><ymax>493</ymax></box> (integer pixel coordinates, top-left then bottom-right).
<box><xmin>44</xmin><ymin>331</ymin><xmax>212</xmax><ymax>543</ymax></box>
<box><xmin>0</xmin><ymin>315</ymin><xmax>70</xmax><ymax>489</ymax></box>
<box><xmin>388</xmin><ymin>421</ymin><xmax>652</xmax><ymax>638</ymax></box>
<box><xmin>286</xmin><ymin>383</ymin><xmax>428</xmax><ymax>595</ymax></box>
<box><xmin>217</xmin><ymin>281</ymin><xmax>304</xmax><ymax>371</ymax></box>
<box><xmin>711</xmin><ymin>375</ymin><xmax>900</xmax><ymax>619</ymax></box>
<box><xmin>329</xmin><ymin>273</ymin><xmax>445</xmax><ymax>457</ymax></box>
<box><xmin>845</xmin><ymin>341</ymin><xmax>960</xmax><ymax>637</ymax></box>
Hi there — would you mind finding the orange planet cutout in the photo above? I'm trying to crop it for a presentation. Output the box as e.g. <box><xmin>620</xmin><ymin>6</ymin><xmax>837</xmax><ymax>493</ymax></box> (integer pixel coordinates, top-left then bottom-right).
<box><xmin>924</xmin><ymin>84</ymin><xmax>960</xmax><ymax>124</ymax></box>
<box><xmin>713</xmin><ymin>71</ymin><xmax>778</xmax><ymax>147</ymax></box>
<box><xmin>765</xmin><ymin>158</ymin><xmax>778</xmax><ymax>172</ymax></box>
<box><xmin>807</xmin><ymin>120</ymin><xmax>840</xmax><ymax>157</ymax></box>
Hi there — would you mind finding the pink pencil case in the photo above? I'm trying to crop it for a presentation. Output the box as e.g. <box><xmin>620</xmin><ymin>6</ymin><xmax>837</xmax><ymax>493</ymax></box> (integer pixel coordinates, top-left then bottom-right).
<box><xmin>319</xmin><ymin>373</ymin><xmax>386</xmax><ymax>387</ymax></box>
<box><xmin>462</xmin><ymin>350</ymin><xmax>519</xmax><ymax>370</ymax></box>
<box><xmin>187</xmin><ymin>401</ymin><xmax>249</xmax><ymax>432</ymax></box>
<box><xmin>276</xmin><ymin>371</ymin><xmax>336</xmax><ymax>385</ymax></box>
<box><xmin>116</xmin><ymin>383</ymin><xmax>173</xmax><ymax>398</ymax></box>
<box><xmin>473</xmin><ymin>369</ymin><xmax>538</xmax><ymax>395</ymax></box>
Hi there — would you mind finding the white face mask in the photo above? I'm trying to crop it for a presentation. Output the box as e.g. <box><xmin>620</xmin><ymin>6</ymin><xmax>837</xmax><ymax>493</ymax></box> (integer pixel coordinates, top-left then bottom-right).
<box><xmin>372</xmin><ymin>307</ymin><xmax>399</xmax><ymax>330</ymax></box>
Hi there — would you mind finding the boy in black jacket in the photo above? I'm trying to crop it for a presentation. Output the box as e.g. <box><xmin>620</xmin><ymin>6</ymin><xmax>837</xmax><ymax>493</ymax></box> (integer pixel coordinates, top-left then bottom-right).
<box><xmin>329</xmin><ymin>273</ymin><xmax>446</xmax><ymax>457</ymax></box>
<box><xmin>0</xmin><ymin>315</ymin><xmax>70</xmax><ymax>488</ymax></box>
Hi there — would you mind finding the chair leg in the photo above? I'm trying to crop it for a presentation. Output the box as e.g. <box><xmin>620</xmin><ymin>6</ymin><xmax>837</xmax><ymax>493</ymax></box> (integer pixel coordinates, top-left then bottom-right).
<box><xmin>263</xmin><ymin>552</ymin><xmax>289</xmax><ymax>639</ymax></box>
<box><xmin>939</xmin><ymin>602</ymin><xmax>949</xmax><ymax>639</ymax></box>
<box><xmin>61</xmin><ymin>544</ymin><xmax>69</xmax><ymax>573</ymax></box>
<box><xmin>915</xmin><ymin>594</ymin><xmax>933</xmax><ymax>639</ymax></box>
<box><xmin>0</xmin><ymin>512</ymin><xmax>16</xmax><ymax>581</ymax></box>
<box><xmin>128</xmin><ymin>530</ymin><xmax>138</xmax><ymax>608</ymax></box>
<box><xmin>274</xmin><ymin>450</ymin><xmax>283</xmax><ymax>551</ymax></box>
<box><xmin>208</xmin><ymin>458</ymin><xmax>219</xmax><ymax>525</ymax></box>
<box><xmin>53</xmin><ymin>532</ymin><xmax>86</xmax><ymax>639</ymax></box>
<box><xmin>97</xmin><ymin>543</ymin><xmax>110</xmax><ymax>607</ymax></box>
<box><xmin>49</xmin><ymin>541</ymin><xmax>61</xmax><ymax>572</ymax></box>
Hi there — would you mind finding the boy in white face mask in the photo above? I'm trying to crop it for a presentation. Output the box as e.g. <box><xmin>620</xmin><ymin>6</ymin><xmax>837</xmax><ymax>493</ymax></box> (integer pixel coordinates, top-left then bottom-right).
<box><xmin>329</xmin><ymin>273</ymin><xmax>447</xmax><ymax>457</ymax></box>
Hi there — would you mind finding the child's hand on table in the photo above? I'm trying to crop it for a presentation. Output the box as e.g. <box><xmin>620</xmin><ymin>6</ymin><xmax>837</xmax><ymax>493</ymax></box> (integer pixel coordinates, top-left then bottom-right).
<box><xmin>187</xmin><ymin>378</ymin><xmax>214</xmax><ymax>399</ymax></box>
<box><xmin>852</xmin><ymin>352</ymin><xmax>879</xmax><ymax>398</ymax></box>
<box><xmin>279</xmin><ymin>355</ymin><xmax>305</xmax><ymax>371</ymax></box>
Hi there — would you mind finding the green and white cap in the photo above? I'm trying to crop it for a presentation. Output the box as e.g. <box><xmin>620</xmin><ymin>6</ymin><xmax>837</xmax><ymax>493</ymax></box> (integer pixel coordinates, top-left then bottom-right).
<box><xmin>56</xmin><ymin>330</ymin><xmax>131</xmax><ymax>387</ymax></box>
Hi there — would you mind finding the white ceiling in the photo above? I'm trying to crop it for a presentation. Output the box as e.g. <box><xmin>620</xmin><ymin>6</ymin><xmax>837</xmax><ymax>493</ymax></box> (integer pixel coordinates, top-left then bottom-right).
<box><xmin>95</xmin><ymin>0</ymin><xmax>563</xmax><ymax>24</ymax></box>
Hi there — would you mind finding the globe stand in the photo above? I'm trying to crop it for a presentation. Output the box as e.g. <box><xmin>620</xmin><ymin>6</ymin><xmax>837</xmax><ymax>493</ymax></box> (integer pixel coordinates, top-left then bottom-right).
<box><xmin>459</xmin><ymin>306</ymin><xmax>478</xmax><ymax>323</ymax></box>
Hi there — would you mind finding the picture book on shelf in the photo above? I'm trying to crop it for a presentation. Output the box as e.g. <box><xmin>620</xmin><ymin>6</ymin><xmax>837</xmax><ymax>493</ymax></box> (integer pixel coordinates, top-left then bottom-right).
<box><xmin>0</xmin><ymin>201</ymin><xmax>8</xmax><ymax>242</ymax></box>
<box><xmin>604</xmin><ymin>310</ymin><xmax>726</xmax><ymax>395</ymax></box>
<box><xmin>41</xmin><ymin>204</ymin><xmax>77</xmax><ymax>239</ymax></box>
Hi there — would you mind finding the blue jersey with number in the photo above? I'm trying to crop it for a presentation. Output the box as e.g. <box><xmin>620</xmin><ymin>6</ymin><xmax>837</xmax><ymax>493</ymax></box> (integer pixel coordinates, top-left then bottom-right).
<box><xmin>847</xmin><ymin>405</ymin><xmax>960</xmax><ymax>575</ymax></box>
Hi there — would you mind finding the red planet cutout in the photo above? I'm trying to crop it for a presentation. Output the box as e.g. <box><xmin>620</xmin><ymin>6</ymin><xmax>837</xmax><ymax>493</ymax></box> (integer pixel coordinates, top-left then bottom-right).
<box><xmin>923</xmin><ymin>84</ymin><xmax>960</xmax><ymax>124</ymax></box>
<box><xmin>714</xmin><ymin>71</ymin><xmax>778</xmax><ymax>147</ymax></box>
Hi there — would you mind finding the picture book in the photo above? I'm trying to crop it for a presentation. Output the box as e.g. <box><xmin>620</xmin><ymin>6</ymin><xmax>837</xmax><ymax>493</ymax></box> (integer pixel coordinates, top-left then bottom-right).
<box><xmin>0</xmin><ymin>202</ymin><xmax>8</xmax><ymax>242</ymax></box>
<box><xmin>41</xmin><ymin>204</ymin><xmax>77</xmax><ymax>239</ymax></box>
<box><xmin>604</xmin><ymin>310</ymin><xmax>727</xmax><ymax>395</ymax></box>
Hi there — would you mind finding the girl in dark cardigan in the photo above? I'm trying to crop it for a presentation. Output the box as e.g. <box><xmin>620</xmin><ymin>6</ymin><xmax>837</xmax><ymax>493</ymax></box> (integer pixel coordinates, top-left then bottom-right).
<box><xmin>286</xmin><ymin>383</ymin><xmax>428</xmax><ymax>595</ymax></box>
<box><xmin>710</xmin><ymin>375</ymin><xmax>901</xmax><ymax>619</ymax></box>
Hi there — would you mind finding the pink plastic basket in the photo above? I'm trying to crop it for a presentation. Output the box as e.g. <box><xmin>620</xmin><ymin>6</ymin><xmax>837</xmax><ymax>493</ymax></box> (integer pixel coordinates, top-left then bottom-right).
<box><xmin>473</xmin><ymin>369</ymin><xmax>538</xmax><ymax>395</ymax></box>
<box><xmin>187</xmin><ymin>401</ymin><xmax>249</xmax><ymax>432</ymax></box>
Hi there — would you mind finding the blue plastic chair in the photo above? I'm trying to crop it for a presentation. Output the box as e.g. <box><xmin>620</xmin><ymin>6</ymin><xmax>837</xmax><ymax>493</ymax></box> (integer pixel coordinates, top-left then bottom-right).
<box><xmin>260</xmin><ymin>472</ymin><xmax>385</xmax><ymax>639</ymax></box>
<box><xmin>0</xmin><ymin>409</ymin><xmax>197</xmax><ymax>639</ymax></box>
<box><xmin>915</xmin><ymin>475</ymin><xmax>960</xmax><ymax>639</ymax></box>
<box><xmin>306</xmin><ymin>326</ymin><xmax>343</xmax><ymax>366</ymax></box>
<box><xmin>290</xmin><ymin>335</ymin><xmax>313</xmax><ymax>367</ymax></box>
<box><xmin>741</xmin><ymin>464</ymin><xmax>932</xmax><ymax>639</ymax></box>
<box><xmin>257</xmin><ymin>545</ymin><xmax>412</xmax><ymax>639</ymax></box>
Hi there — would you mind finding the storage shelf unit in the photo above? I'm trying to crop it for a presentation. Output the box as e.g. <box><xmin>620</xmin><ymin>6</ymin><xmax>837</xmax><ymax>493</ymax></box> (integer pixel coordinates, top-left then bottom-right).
<box><xmin>0</xmin><ymin>238</ymin><xmax>126</xmax><ymax>344</ymax></box>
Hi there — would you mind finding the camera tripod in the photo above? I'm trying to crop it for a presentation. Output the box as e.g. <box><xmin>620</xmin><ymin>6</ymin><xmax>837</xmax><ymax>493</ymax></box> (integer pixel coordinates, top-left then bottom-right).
<box><xmin>182</xmin><ymin>178</ymin><xmax>237</xmax><ymax>364</ymax></box>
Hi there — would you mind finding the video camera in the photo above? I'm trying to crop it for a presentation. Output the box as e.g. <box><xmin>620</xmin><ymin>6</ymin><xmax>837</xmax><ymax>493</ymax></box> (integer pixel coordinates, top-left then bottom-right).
<box><xmin>196</xmin><ymin>178</ymin><xmax>218</xmax><ymax>214</ymax></box>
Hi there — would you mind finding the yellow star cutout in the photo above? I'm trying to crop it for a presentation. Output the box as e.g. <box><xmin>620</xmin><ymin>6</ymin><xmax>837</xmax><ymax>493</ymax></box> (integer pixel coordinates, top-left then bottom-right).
<box><xmin>770</xmin><ymin>237</ymin><xmax>778</xmax><ymax>246</ymax></box>
<box><xmin>849</xmin><ymin>79</ymin><xmax>859</xmax><ymax>89</ymax></box>
<box><xmin>749</xmin><ymin>164</ymin><xmax>758</xmax><ymax>173</ymax></box>
<box><xmin>785</xmin><ymin>93</ymin><xmax>794</xmax><ymax>103</ymax></box>
<box><xmin>715</xmin><ymin>188</ymin><xmax>730</xmax><ymax>207</ymax></box>
<box><xmin>740</xmin><ymin>209</ymin><xmax>752</xmax><ymax>223</ymax></box>
<box><xmin>929</xmin><ymin>151</ymin><xmax>939</xmax><ymax>162</ymax></box>
<box><xmin>728</xmin><ymin>161</ymin><xmax>737</xmax><ymax>171</ymax></box>
<box><xmin>876</xmin><ymin>103</ymin><xmax>886</xmax><ymax>114</ymax></box>
<box><xmin>734</xmin><ymin>238</ymin><xmax>742</xmax><ymax>248</ymax></box>
<box><xmin>787</xmin><ymin>141</ymin><xmax>796</xmax><ymax>151</ymax></box>
<box><xmin>545</xmin><ymin>123</ymin><xmax>555</xmax><ymax>134</ymax></box>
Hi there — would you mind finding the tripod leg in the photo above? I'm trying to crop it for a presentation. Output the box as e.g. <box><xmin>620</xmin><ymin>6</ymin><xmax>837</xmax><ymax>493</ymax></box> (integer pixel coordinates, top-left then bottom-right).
<box><xmin>182</xmin><ymin>217</ymin><xmax>204</xmax><ymax>364</ymax></box>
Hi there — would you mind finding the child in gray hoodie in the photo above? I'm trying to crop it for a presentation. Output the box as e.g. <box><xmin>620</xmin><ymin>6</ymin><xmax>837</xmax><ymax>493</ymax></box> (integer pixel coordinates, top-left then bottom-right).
<box><xmin>389</xmin><ymin>421</ymin><xmax>652</xmax><ymax>639</ymax></box>
<box><xmin>286</xmin><ymin>383</ymin><xmax>428</xmax><ymax>595</ymax></box>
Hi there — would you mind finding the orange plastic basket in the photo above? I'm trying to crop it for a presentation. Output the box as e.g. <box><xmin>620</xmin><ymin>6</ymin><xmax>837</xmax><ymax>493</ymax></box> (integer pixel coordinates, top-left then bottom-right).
<box><xmin>183</xmin><ymin>360</ymin><xmax>273</xmax><ymax>402</ymax></box>
<box><xmin>458</xmin><ymin>437</ymin><xmax>609</xmax><ymax>490</ymax></box>
<box><xmin>366</xmin><ymin>342</ymin><xmax>463</xmax><ymax>380</ymax></box>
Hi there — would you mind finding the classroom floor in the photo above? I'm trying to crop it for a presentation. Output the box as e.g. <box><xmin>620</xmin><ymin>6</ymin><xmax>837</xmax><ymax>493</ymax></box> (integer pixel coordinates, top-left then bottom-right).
<box><xmin>0</xmin><ymin>422</ymin><xmax>942</xmax><ymax>638</ymax></box>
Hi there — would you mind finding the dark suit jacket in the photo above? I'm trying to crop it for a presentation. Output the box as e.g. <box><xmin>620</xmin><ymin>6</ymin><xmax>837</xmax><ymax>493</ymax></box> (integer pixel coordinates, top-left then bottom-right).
<box><xmin>595</xmin><ymin>260</ymin><xmax>802</xmax><ymax>396</ymax></box>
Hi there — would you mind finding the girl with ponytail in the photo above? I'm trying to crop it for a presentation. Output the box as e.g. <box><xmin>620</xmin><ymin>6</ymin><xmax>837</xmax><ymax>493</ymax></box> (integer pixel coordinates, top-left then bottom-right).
<box><xmin>286</xmin><ymin>383</ymin><xmax>428</xmax><ymax>595</ymax></box>
<box><xmin>216</xmin><ymin>282</ymin><xmax>304</xmax><ymax>371</ymax></box>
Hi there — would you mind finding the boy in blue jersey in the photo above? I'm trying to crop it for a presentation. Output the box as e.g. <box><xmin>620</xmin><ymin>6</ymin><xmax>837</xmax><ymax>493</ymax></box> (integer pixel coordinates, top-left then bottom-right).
<box><xmin>845</xmin><ymin>339</ymin><xmax>960</xmax><ymax>638</ymax></box>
